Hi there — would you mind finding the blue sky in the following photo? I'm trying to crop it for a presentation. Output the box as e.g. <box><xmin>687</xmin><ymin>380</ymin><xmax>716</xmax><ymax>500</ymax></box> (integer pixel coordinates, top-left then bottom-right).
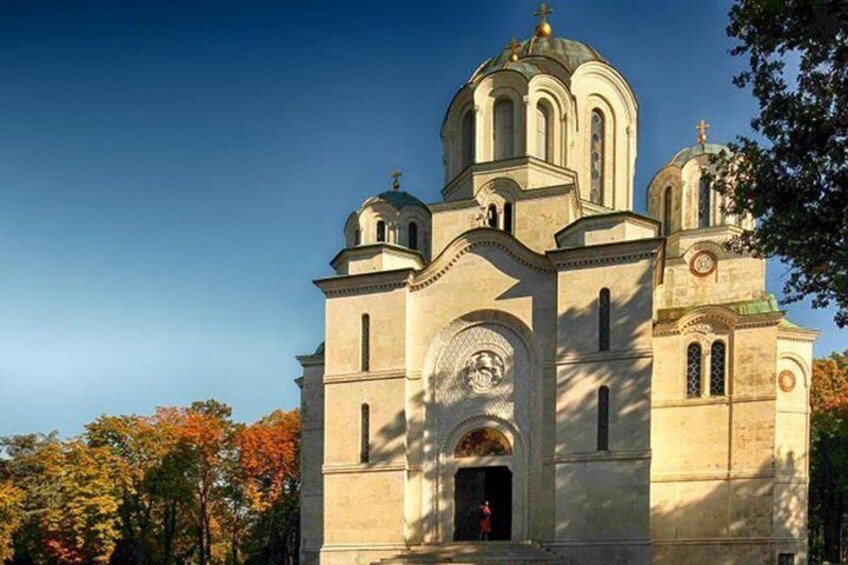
<box><xmin>0</xmin><ymin>0</ymin><xmax>845</xmax><ymax>436</ymax></box>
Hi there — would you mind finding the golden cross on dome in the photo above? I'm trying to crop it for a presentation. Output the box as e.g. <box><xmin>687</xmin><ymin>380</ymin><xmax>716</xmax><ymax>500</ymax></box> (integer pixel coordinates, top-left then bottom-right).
<box><xmin>534</xmin><ymin>2</ymin><xmax>553</xmax><ymax>37</ymax></box>
<box><xmin>507</xmin><ymin>38</ymin><xmax>522</xmax><ymax>62</ymax></box>
<box><xmin>391</xmin><ymin>170</ymin><xmax>402</xmax><ymax>191</ymax></box>
<box><xmin>696</xmin><ymin>120</ymin><xmax>710</xmax><ymax>147</ymax></box>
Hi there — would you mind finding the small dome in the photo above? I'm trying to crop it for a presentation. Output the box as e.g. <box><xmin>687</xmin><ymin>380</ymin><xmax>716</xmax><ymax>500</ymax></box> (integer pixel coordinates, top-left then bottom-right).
<box><xmin>471</xmin><ymin>36</ymin><xmax>606</xmax><ymax>83</ymax></box>
<box><xmin>362</xmin><ymin>190</ymin><xmax>428</xmax><ymax>211</ymax></box>
<box><xmin>668</xmin><ymin>143</ymin><xmax>729</xmax><ymax>168</ymax></box>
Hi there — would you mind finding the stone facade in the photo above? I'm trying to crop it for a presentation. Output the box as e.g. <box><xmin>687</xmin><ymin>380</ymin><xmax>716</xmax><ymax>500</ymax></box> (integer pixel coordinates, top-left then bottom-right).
<box><xmin>295</xmin><ymin>29</ymin><xmax>816</xmax><ymax>565</ymax></box>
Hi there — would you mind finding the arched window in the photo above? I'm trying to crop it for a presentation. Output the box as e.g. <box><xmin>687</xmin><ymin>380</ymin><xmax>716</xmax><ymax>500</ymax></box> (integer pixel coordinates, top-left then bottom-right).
<box><xmin>376</xmin><ymin>221</ymin><xmax>386</xmax><ymax>243</ymax></box>
<box><xmin>487</xmin><ymin>204</ymin><xmax>498</xmax><ymax>228</ymax></box>
<box><xmin>461</xmin><ymin>109</ymin><xmax>475</xmax><ymax>169</ymax></box>
<box><xmin>361</xmin><ymin>314</ymin><xmax>370</xmax><ymax>372</ymax></box>
<box><xmin>493</xmin><ymin>98</ymin><xmax>514</xmax><ymax>160</ymax></box>
<box><xmin>360</xmin><ymin>403</ymin><xmax>370</xmax><ymax>463</ymax></box>
<box><xmin>686</xmin><ymin>343</ymin><xmax>702</xmax><ymax>398</ymax></box>
<box><xmin>698</xmin><ymin>177</ymin><xmax>711</xmax><ymax>228</ymax></box>
<box><xmin>598</xmin><ymin>288</ymin><xmax>610</xmax><ymax>352</ymax></box>
<box><xmin>590</xmin><ymin>109</ymin><xmax>605</xmax><ymax>205</ymax></box>
<box><xmin>454</xmin><ymin>428</ymin><xmax>512</xmax><ymax>458</ymax></box>
<box><xmin>503</xmin><ymin>202</ymin><xmax>513</xmax><ymax>234</ymax></box>
<box><xmin>408</xmin><ymin>221</ymin><xmax>418</xmax><ymax>251</ymax></box>
<box><xmin>663</xmin><ymin>187</ymin><xmax>673</xmax><ymax>236</ymax></box>
<box><xmin>597</xmin><ymin>386</ymin><xmax>610</xmax><ymax>451</ymax></box>
<box><xmin>710</xmin><ymin>341</ymin><xmax>726</xmax><ymax>396</ymax></box>
<box><xmin>536</xmin><ymin>102</ymin><xmax>551</xmax><ymax>162</ymax></box>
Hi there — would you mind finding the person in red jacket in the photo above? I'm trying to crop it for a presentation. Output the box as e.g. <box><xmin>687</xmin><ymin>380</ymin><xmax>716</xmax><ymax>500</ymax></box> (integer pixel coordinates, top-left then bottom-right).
<box><xmin>478</xmin><ymin>501</ymin><xmax>492</xmax><ymax>541</ymax></box>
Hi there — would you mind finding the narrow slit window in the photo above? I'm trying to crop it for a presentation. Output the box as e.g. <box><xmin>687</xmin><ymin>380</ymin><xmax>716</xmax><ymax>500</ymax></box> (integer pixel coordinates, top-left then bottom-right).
<box><xmin>461</xmin><ymin>109</ymin><xmax>475</xmax><ymax>169</ymax></box>
<box><xmin>686</xmin><ymin>343</ymin><xmax>702</xmax><ymax>398</ymax></box>
<box><xmin>590</xmin><ymin>109</ymin><xmax>605</xmax><ymax>205</ymax></box>
<box><xmin>503</xmin><ymin>202</ymin><xmax>513</xmax><ymax>234</ymax></box>
<box><xmin>493</xmin><ymin>98</ymin><xmax>514</xmax><ymax>160</ymax></box>
<box><xmin>710</xmin><ymin>341</ymin><xmax>726</xmax><ymax>396</ymax></box>
<box><xmin>663</xmin><ymin>186</ymin><xmax>673</xmax><ymax>236</ymax></box>
<box><xmin>376</xmin><ymin>221</ymin><xmax>386</xmax><ymax>243</ymax></box>
<box><xmin>360</xmin><ymin>403</ymin><xmax>370</xmax><ymax>463</ymax></box>
<box><xmin>599</xmin><ymin>288</ymin><xmax>610</xmax><ymax>351</ymax></box>
<box><xmin>698</xmin><ymin>177</ymin><xmax>711</xmax><ymax>228</ymax></box>
<box><xmin>536</xmin><ymin>102</ymin><xmax>551</xmax><ymax>162</ymax></box>
<box><xmin>408</xmin><ymin>221</ymin><xmax>418</xmax><ymax>250</ymax></box>
<box><xmin>361</xmin><ymin>314</ymin><xmax>370</xmax><ymax>372</ymax></box>
<box><xmin>597</xmin><ymin>386</ymin><xmax>610</xmax><ymax>451</ymax></box>
<box><xmin>487</xmin><ymin>204</ymin><xmax>498</xmax><ymax>228</ymax></box>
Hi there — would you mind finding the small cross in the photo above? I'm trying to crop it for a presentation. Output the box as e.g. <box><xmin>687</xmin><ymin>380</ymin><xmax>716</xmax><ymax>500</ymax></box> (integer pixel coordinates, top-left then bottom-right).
<box><xmin>534</xmin><ymin>2</ymin><xmax>553</xmax><ymax>24</ymax></box>
<box><xmin>696</xmin><ymin>120</ymin><xmax>710</xmax><ymax>147</ymax></box>
<box><xmin>507</xmin><ymin>38</ymin><xmax>522</xmax><ymax>62</ymax></box>
<box><xmin>391</xmin><ymin>170</ymin><xmax>402</xmax><ymax>191</ymax></box>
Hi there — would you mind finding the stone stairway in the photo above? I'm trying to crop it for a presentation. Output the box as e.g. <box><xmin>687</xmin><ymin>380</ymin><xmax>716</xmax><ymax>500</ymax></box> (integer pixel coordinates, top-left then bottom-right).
<box><xmin>373</xmin><ymin>541</ymin><xmax>560</xmax><ymax>564</ymax></box>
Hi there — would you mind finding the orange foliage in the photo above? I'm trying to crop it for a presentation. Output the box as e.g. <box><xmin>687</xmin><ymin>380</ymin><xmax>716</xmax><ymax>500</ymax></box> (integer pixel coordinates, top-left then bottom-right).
<box><xmin>236</xmin><ymin>410</ymin><xmax>300</xmax><ymax>511</ymax></box>
<box><xmin>811</xmin><ymin>355</ymin><xmax>848</xmax><ymax>419</ymax></box>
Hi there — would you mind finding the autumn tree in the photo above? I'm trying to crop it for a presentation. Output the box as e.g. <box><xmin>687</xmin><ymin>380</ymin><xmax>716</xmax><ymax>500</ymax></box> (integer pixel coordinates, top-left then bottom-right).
<box><xmin>711</xmin><ymin>1</ymin><xmax>848</xmax><ymax>326</ymax></box>
<box><xmin>0</xmin><ymin>402</ymin><xmax>301</xmax><ymax>565</ymax></box>
<box><xmin>236</xmin><ymin>409</ymin><xmax>301</xmax><ymax>564</ymax></box>
<box><xmin>177</xmin><ymin>400</ymin><xmax>234</xmax><ymax>565</ymax></box>
<box><xmin>0</xmin><ymin>471</ymin><xmax>23</xmax><ymax>563</ymax></box>
<box><xmin>809</xmin><ymin>350</ymin><xmax>848</xmax><ymax>563</ymax></box>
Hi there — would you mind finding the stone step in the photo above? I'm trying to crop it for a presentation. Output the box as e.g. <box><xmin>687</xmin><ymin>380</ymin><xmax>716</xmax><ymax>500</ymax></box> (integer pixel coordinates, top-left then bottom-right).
<box><xmin>373</xmin><ymin>541</ymin><xmax>560</xmax><ymax>565</ymax></box>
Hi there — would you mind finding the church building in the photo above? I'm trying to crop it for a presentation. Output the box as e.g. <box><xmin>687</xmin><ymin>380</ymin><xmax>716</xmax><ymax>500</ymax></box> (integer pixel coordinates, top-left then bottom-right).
<box><xmin>295</xmin><ymin>6</ymin><xmax>817</xmax><ymax>564</ymax></box>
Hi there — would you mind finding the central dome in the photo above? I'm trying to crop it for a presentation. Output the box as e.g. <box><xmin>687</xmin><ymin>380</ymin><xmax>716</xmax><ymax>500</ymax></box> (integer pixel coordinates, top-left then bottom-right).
<box><xmin>470</xmin><ymin>36</ymin><xmax>606</xmax><ymax>83</ymax></box>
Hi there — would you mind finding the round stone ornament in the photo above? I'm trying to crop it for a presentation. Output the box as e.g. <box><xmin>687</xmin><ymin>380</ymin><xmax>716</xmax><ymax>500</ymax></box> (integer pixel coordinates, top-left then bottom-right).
<box><xmin>778</xmin><ymin>370</ymin><xmax>797</xmax><ymax>393</ymax></box>
<box><xmin>462</xmin><ymin>351</ymin><xmax>505</xmax><ymax>392</ymax></box>
<box><xmin>690</xmin><ymin>251</ymin><xmax>717</xmax><ymax>277</ymax></box>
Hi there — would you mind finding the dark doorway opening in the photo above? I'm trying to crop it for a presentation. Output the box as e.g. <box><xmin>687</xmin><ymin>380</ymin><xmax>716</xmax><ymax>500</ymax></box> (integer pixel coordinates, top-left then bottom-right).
<box><xmin>453</xmin><ymin>466</ymin><xmax>512</xmax><ymax>541</ymax></box>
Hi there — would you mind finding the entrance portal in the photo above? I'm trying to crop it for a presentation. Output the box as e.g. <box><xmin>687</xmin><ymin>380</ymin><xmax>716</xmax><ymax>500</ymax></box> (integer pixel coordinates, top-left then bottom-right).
<box><xmin>453</xmin><ymin>466</ymin><xmax>512</xmax><ymax>541</ymax></box>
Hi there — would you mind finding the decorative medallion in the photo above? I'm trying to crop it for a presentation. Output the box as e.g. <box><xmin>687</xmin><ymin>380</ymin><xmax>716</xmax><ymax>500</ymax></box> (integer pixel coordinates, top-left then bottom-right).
<box><xmin>689</xmin><ymin>250</ymin><xmax>717</xmax><ymax>277</ymax></box>
<box><xmin>778</xmin><ymin>370</ymin><xmax>797</xmax><ymax>393</ymax></box>
<box><xmin>462</xmin><ymin>351</ymin><xmax>505</xmax><ymax>392</ymax></box>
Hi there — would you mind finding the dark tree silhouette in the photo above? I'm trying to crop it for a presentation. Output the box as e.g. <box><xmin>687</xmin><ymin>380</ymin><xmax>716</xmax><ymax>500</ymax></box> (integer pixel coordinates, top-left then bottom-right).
<box><xmin>711</xmin><ymin>1</ymin><xmax>848</xmax><ymax>326</ymax></box>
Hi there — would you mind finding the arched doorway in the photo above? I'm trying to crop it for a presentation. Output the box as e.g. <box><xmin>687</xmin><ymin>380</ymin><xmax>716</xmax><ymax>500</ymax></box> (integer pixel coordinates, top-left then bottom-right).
<box><xmin>451</xmin><ymin>427</ymin><xmax>514</xmax><ymax>541</ymax></box>
<box><xmin>453</xmin><ymin>467</ymin><xmax>512</xmax><ymax>541</ymax></box>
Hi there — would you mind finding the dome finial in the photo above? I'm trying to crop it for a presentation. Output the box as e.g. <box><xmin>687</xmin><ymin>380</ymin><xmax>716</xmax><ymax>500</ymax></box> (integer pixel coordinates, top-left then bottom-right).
<box><xmin>696</xmin><ymin>119</ymin><xmax>710</xmax><ymax>147</ymax></box>
<box><xmin>534</xmin><ymin>2</ymin><xmax>553</xmax><ymax>38</ymax></box>
<box><xmin>391</xmin><ymin>170</ymin><xmax>402</xmax><ymax>191</ymax></box>
<box><xmin>506</xmin><ymin>38</ymin><xmax>522</xmax><ymax>62</ymax></box>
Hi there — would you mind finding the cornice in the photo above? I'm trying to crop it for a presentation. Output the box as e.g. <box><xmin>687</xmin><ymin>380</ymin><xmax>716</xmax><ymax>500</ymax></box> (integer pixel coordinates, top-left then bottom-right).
<box><xmin>329</xmin><ymin>243</ymin><xmax>424</xmax><ymax>273</ymax></box>
<box><xmin>777</xmin><ymin>325</ymin><xmax>819</xmax><ymax>342</ymax></box>
<box><xmin>652</xmin><ymin>392</ymin><xmax>776</xmax><ymax>408</ymax></box>
<box><xmin>654</xmin><ymin>304</ymin><xmax>784</xmax><ymax>337</ymax></box>
<box><xmin>553</xmin><ymin>449</ymin><xmax>650</xmax><ymax>464</ymax></box>
<box><xmin>547</xmin><ymin>238</ymin><xmax>664</xmax><ymax>270</ymax></box>
<box><xmin>410</xmin><ymin>228</ymin><xmax>554</xmax><ymax>291</ymax></box>
<box><xmin>322</xmin><ymin>462</ymin><xmax>406</xmax><ymax>475</ymax></box>
<box><xmin>313</xmin><ymin>268</ymin><xmax>414</xmax><ymax>297</ymax></box>
<box><xmin>554</xmin><ymin>210</ymin><xmax>659</xmax><ymax>242</ymax></box>
<box><xmin>556</xmin><ymin>347</ymin><xmax>653</xmax><ymax>366</ymax></box>
<box><xmin>323</xmin><ymin>369</ymin><xmax>406</xmax><ymax>385</ymax></box>
<box><xmin>295</xmin><ymin>353</ymin><xmax>324</xmax><ymax>367</ymax></box>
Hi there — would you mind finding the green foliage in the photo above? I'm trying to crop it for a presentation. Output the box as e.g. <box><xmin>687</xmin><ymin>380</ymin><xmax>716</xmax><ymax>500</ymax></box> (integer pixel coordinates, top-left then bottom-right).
<box><xmin>0</xmin><ymin>403</ymin><xmax>301</xmax><ymax>565</ymax></box>
<box><xmin>711</xmin><ymin>1</ymin><xmax>848</xmax><ymax>326</ymax></box>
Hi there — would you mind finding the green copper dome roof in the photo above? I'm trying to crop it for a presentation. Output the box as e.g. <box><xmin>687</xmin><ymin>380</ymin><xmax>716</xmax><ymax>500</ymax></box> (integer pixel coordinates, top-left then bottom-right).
<box><xmin>362</xmin><ymin>190</ymin><xmax>428</xmax><ymax>211</ymax></box>
<box><xmin>669</xmin><ymin>143</ymin><xmax>729</xmax><ymax>168</ymax></box>
<box><xmin>471</xmin><ymin>36</ymin><xmax>606</xmax><ymax>82</ymax></box>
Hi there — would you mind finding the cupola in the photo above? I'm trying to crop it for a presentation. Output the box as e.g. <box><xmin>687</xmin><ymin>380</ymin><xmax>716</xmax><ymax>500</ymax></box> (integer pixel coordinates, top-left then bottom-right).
<box><xmin>335</xmin><ymin>172</ymin><xmax>432</xmax><ymax>275</ymax></box>
<box><xmin>439</xmin><ymin>4</ymin><xmax>637</xmax><ymax>212</ymax></box>
<box><xmin>647</xmin><ymin>122</ymin><xmax>751</xmax><ymax>238</ymax></box>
